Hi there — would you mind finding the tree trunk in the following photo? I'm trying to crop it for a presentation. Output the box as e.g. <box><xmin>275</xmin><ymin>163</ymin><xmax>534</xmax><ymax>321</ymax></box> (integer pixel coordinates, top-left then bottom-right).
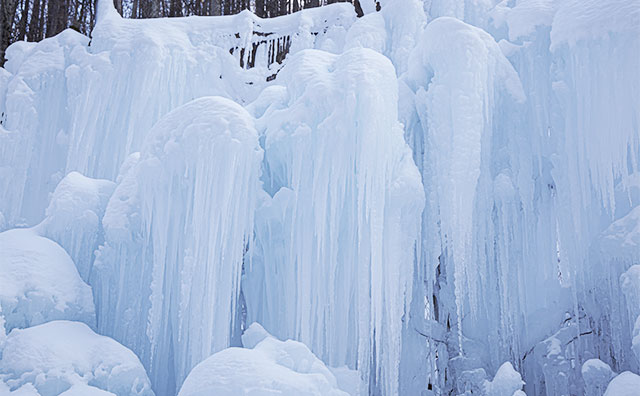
<box><xmin>17</xmin><ymin>0</ymin><xmax>30</xmax><ymax>41</ymax></box>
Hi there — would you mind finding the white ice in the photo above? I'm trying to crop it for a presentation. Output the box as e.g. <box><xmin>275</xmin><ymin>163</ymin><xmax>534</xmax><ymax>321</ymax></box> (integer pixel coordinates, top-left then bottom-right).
<box><xmin>178</xmin><ymin>323</ymin><xmax>349</xmax><ymax>396</ymax></box>
<box><xmin>0</xmin><ymin>228</ymin><xmax>94</xmax><ymax>331</ymax></box>
<box><xmin>0</xmin><ymin>320</ymin><xmax>153</xmax><ymax>396</ymax></box>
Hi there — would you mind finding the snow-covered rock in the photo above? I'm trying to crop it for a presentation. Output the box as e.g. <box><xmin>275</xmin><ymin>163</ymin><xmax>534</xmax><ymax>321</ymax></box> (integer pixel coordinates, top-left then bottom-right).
<box><xmin>178</xmin><ymin>323</ymin><xmax>348</xmax><ymax>396</ymax></box>
<box><xmin>0</xmin><ymin>228</ymin><xmax>94</xmax><ymax>331</ymax></box>
<box><xmin>0</xmin><ymin>321</ymin><xmax>153</xmax><ymax>396</ymax></box>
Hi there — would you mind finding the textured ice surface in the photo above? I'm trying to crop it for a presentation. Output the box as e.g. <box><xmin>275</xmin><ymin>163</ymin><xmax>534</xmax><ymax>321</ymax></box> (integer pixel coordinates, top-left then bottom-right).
<box><xmin>178</xmin><ymin>323</ymin><xmax>348</xmax><ymax>396</ymax></box>
<box><xmin>0</xmin><ymin>228</ymin><xmax>94</xmax><ymax>331</ymax></box>
<box><xmin>0</xmin><ymin>321</ymin><xmax>153</xmax><ymax>396</ymax></box>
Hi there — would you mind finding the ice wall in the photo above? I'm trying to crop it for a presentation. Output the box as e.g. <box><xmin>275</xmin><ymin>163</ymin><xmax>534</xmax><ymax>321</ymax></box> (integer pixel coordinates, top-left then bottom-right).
<box><xmin>1</xmin><ymin>0</ymin><xmax>639</xmax><ymax>395</ymax></box>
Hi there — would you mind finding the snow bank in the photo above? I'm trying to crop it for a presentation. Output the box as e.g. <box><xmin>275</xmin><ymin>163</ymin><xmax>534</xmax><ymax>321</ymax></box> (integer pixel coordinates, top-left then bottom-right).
<box><xmin>604</xmin><ymin>371</ymin><xmax>640</xmax><ymax>396</ymax></box>
<box><xmin>0</xmin><ymin>228</ymin><xmax>94</xmax><ymax>331</ymax></box>
<box><xmin>94</xmin><ymin>96</ymin><xmax>262</xmax><ymax>395</ymax></box>
<box><xmin>245</xmin><ymin>47</ymin><xmax>424</xmax><ymax>396</ymax></box>
<box><xmin>34</xmin><ymin>172</ymin><xmax>115</xmax><ymax>281</ymax></box>
<box><xmin>0</xmin><ymin>321</ymin><xmax>152</xmax><ymax>396</ymax></box>
<box><xmin>177</xmin><ymin>323</ymin><xmax>348</xmax><ymax>396</ymax></box>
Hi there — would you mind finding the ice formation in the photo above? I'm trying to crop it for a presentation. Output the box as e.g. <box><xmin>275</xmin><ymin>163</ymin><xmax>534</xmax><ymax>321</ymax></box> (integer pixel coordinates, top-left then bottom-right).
<box><xmin>244</xmin><ymin>46</ymin><xmax>424</xmax><ymax>396</ymax></box>
<box><xmin>177</xmin><ymin>323</ymin><xmax>350</xmax><ymax>396</ymax></box>
<box><xmin>0</xmin><ymin>321</ymin><xmax>153</xmax><ymax>396</ymax></box>
<box><xmin>34</xmin><ymin>172</ymin><xmax>116</xmax><ymax>282</ymax></box>
<box><xmin>0</xmin><ymin>0</ymin><xmax>638</xmax><ymax>395</ymax></box>
<box><xmin>0</xmin><ymin>228</ymin><xmax>95</xmax><ymax>331</ymax></box>
<box><xmin>94</xmin><ymin>96</ymin><xmax>263</xmax><ymax>394</ymax></box>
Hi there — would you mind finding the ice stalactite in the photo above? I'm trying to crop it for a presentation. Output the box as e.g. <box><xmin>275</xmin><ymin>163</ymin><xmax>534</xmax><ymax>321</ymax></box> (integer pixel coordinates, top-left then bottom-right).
<box><xmin>244</xmin><ymin>48</ymin><xmax>424</xmax><ymax>396</ymax></box>
<box><xmin>94</xmin><ymin>97</ymin><xmax>263</xmax><ymax>396</ymax></box>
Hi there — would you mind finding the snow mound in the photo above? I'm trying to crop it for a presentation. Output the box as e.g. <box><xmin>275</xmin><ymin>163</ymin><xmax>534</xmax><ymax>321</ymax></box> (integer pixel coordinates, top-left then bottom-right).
<box><xmin>0</xmin><ymin>228</ymin><xmax>94</xmax><ymax>331</ymax></box>
<box><xmin>178</xmin><ymin>323</ymin><xmax>348</xmax><ymax>396</ymax></box>
<box><xmin>484</xmin><ymin>362</ymin><xmax>525</xmax><ymax>396</ymax></box>
<box><xmin>0</xmin><ymin>321</ymin><xmax>153</xmax><ymax>396</ymax></box>
<box><xmin>582</xmin><ymin>359</ymin><xmax>615</xmax><ymax>396</ymax></box>
<box><xmin>35</xmin><ymin>172</ymin><xmax>115</xmax><ymax>281</ymax></box>
<box><xmin>604</xmin><ymin>371</ymin><xmax>640</xmax><ymax>396</ymax></box>
<box><xmin>95</xmin><ymin>96</ymin><xmax>263</xmax><ymax>394</ymax></box>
